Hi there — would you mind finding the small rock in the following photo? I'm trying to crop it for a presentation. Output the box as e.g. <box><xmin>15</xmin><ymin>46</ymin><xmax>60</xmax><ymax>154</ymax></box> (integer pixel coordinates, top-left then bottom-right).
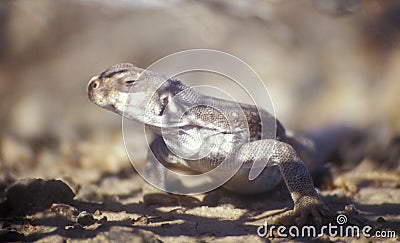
<box><xmin>93</xmin><ymin>209</ymin><xmax>102</xmax><ymax>216</ymax></box>
<box><xmin>51</xmin><ymin>203</ymin><xmax>79</xmax><ymax>218</ymax></box>
<box><xmin>376</xmin><ymin>216</ymin><xmax>386</xmax><ymax>223</ymax></box>
<box><xmin>0</xmin><ymin>178</ymin><xmax>75</xmax><ymax>217</ymax></box>
<box><xmin>344</xmin><ymin>204</ymin><xmax>359</xmax><ymax>215</ymax></box>
<box><xmin>77</xmin><ymin>211</ymin><xmax>96</xmax><ymax>226</ymax></box>
<box><xmin>135</xmin><ymin>216</ymin><xmax>149</xmax><ymax>224</ymax></box>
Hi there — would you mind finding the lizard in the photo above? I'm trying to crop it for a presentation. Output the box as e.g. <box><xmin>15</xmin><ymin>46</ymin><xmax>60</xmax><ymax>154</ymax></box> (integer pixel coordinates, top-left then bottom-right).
<box><xmin>87</xmin><ymin>63</ymin><xmax>334</xmax><ymax>225</ymax></box>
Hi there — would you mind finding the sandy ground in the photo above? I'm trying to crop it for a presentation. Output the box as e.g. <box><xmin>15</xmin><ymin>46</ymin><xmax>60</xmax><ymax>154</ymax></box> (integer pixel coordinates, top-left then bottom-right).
<box><xmin>0</xmin><ymin>0</ymin><xmax>400</xmax><ymax>242</ymax></box>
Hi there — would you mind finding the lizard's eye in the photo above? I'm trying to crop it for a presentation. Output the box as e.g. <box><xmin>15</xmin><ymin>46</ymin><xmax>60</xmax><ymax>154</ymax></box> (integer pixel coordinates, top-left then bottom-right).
<box><xmin>124</xmin><ymin>80</ymin><xmax>137</xmax><ymax>86</ymax></box>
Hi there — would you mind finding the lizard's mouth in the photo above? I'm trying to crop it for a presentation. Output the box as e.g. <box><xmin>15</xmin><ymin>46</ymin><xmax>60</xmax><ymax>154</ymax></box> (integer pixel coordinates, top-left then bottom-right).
<box><xmin>103</xmin><ymin>104</ymin><xmax>116</xmax><ymax>111</ymax></box>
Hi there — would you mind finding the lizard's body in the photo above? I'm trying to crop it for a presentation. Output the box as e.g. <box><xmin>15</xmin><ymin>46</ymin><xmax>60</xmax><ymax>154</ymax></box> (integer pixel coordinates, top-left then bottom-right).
<box><xmin>87</xmin><ymin>63</ymin><xmax>331</xmax><ymax>224</ymax></box>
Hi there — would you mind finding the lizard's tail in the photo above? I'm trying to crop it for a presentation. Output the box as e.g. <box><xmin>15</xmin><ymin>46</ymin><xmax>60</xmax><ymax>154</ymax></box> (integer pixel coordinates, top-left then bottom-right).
<box><xmin>286</xmin><ymin>124</ymin><xmax>357</xmax><ymax>174</ymax></box>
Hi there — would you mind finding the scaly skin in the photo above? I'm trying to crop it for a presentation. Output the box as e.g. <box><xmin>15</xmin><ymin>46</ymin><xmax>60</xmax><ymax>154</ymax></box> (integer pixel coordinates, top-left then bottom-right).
<box><xmin>87</xmin><ymin>63</ymin><xmax>332</xmax><ymax>225</ymax></box>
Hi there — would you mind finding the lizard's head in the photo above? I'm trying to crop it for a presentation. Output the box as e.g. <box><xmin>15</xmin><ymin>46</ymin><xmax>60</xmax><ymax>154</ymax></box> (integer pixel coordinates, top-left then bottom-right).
<box><xmin>87</xmin><ymin>63</ymin><xmax>176</xmax><ymax>126</ymax></box>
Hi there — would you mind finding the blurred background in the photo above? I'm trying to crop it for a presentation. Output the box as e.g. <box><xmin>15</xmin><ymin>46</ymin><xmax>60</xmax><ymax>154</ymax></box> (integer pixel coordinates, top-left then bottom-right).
<box><xmin>0</xmin><ymin>0</ymin><xmax>399</xmax><ymax>183</ymax></box>
<box><xmin>0</xmin><ymin>1</ymin><xmax>400</xmax><ymax>241</ymax></box>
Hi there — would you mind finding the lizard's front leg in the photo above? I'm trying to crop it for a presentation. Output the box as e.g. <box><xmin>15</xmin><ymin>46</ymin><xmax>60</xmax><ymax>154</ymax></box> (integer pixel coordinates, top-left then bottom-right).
<box><xmin>237</xmin><ymin>139</ymin><xmax>331</xmax><ymax>226</ymax></box>
<box><xmin>142</xmin><ymin>135</ymin><xmax>200</xmax><ymax>205</ymax></box>
<box><xmin>142</xmin><ymin>135</ymin><xmax>180</xmax><ymax>205</ymax></box>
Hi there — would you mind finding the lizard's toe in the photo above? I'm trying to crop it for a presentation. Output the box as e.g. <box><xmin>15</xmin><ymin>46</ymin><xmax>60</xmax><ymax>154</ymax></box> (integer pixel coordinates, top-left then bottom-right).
<box><xmin>273</xmin><ymin>196</ymin><xmax>332</xmax><ymax>227</ymax></box>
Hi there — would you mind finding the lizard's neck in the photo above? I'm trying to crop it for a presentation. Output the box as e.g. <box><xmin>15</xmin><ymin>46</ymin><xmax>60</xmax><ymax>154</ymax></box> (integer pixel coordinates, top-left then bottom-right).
<box><xmin>155</xmin><ymin>79</ymin><xmax>203</xmax><ymax>128</ymax></box>
<box><xmin>120</xmin><ymin>79</ymin><xmax>203</xmax><ymax>129</ymax></box>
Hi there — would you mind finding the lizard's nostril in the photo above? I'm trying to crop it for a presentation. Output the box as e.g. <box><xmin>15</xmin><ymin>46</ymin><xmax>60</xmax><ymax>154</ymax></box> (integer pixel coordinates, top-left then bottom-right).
<box><xmin>87</xmin><ymin>76</ymin><xmax>100</xmax><ymax>93</ymax></box>
<box><xmin>92</xmin><ymin>81</ymin><xmax>99</xmax><ymax>89</ymax></box>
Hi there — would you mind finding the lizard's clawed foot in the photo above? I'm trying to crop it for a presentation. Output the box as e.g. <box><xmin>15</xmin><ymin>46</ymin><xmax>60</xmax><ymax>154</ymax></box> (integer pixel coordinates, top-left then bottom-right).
<box><xmin>273</xmin><ymin>196</ymin><xmax>332</xmax><ymax>227</ymax></box>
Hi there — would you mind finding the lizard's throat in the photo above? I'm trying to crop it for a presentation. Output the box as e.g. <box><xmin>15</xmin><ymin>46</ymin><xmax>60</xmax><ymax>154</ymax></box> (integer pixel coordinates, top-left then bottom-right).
<box><xmin>113</xmin><ymin>92</ymin><xmax>165</xmax><ymax>126</ymax></box>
